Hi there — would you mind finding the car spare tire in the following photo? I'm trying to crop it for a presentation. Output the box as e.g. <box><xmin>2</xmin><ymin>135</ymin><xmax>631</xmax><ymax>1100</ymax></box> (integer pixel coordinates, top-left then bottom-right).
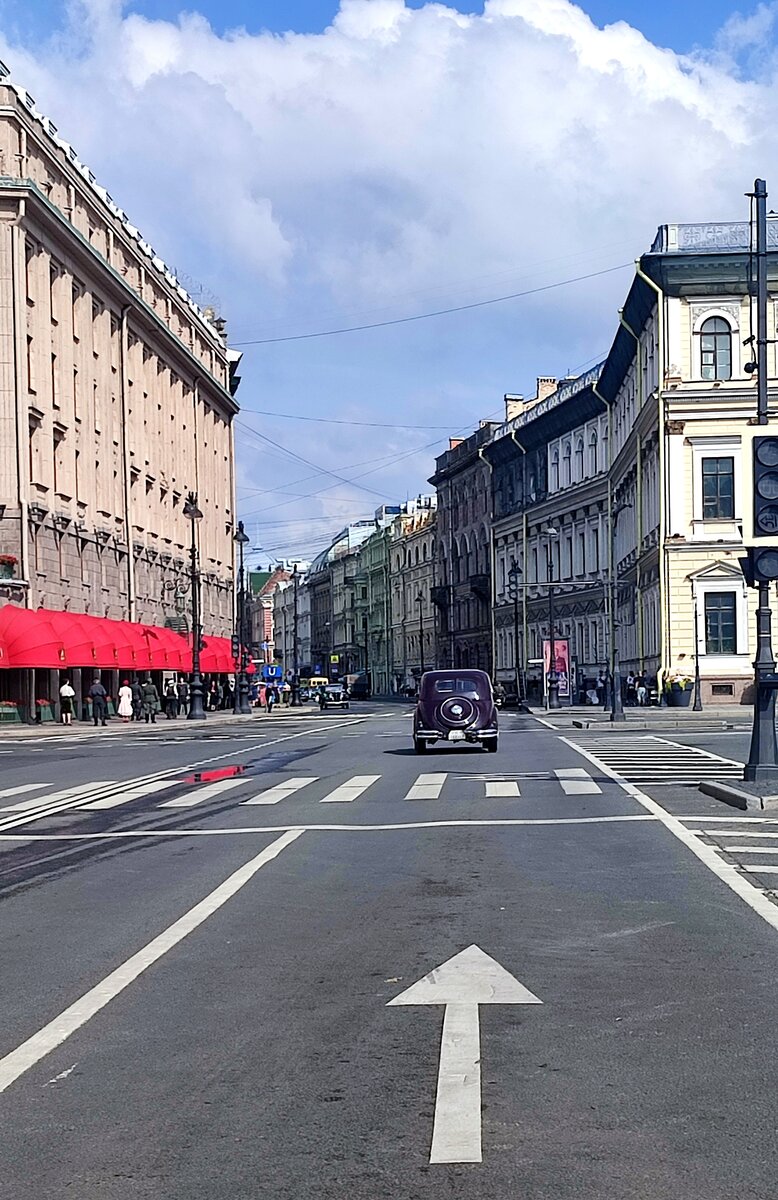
<box><xmin>437</xmin><ymin>695</ymin><xmax>476</xmax><ymax>727</ymax></box>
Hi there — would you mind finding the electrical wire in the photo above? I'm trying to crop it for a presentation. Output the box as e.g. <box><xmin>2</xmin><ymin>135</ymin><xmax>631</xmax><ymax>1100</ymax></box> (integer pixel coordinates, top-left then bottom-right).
<box><xmin>232</xmin><ymin>263</ymin><xmax>632</xmax><ymax>346</ymax></box>
<box><xmin>236</xmin><ymin>407</ymin><xmax>452</xmax><ymax>430</ymax></box>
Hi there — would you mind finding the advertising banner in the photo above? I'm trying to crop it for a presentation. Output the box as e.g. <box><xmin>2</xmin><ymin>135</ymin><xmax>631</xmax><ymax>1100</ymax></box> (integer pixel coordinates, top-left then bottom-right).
<box><xmin>542</xmin><ymin>637</ymin><xmax>571</xmax><ymax>703</ymax></box>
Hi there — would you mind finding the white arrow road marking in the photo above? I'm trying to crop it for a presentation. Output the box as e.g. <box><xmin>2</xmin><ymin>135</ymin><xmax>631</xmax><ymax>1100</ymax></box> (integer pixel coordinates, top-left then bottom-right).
<box><xmin>388</xmin><ymin>945</ymin><xmax>542</xmax><ymax>1164</ymax></box>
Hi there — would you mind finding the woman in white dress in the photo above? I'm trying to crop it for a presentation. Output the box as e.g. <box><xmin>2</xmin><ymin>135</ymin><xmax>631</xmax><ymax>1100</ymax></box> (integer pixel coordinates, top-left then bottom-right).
<box><xmin>117</xmin><ymin>679</ymin><xmax>133</xmax><ymax>723</ymax></box>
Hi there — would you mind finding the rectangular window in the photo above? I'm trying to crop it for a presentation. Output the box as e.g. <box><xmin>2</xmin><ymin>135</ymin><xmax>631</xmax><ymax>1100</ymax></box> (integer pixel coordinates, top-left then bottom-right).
<box><xmin>705</xmin><ymin>591</ymin><xmax>737</xmax><ymax>655</ymax></box>
<box><xmin>702</xmin><ymin>456</ymin><xmax>735</xmax><ymax>519</ymax></box>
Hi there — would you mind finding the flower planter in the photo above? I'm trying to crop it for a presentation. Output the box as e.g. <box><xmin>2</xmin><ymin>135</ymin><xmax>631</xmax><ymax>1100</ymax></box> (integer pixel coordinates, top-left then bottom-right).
<box><xmin>668</xmin><ymin>684</ymin><xmax>692</xmax><ymax>708</ymax></box>
<box><xmin>0</xmin><ymin>563</ymin><xmax>13</xmax><ymax>580</ymax></box>
<box><xmin>0</xmin><ymin>705</ymin><xmax>22</xmax><ymax>723</ymax></box>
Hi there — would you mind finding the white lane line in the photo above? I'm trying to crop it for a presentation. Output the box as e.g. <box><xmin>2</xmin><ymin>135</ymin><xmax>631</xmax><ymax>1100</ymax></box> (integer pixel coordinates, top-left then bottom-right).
<box><xmin>158</xmin><ymin>777</ymin><xmax>247</xmax><ymax>808</ymax></box>
<box><xmin>736</xmin><ymin>864</ymin><xmax>778</xmax><ymax>873</ymax></box>
<box><xmin>0</xmin><ymin>783</ymin><xmax>49</xmax><ymax>801</ymax></box>
<box><xmin>485</xmin><ymin>781</ymin><xmax>521</xmax><ymax>798</ymax></box>
<box><xmin>0</xmin><ymin>829</ymin><xmax>303</xmax><ymax>1095</ymax></box>
<box><xmin>553</xmin><ymin>769</ymin><xmax>601</xmax><ymax>795</ymax></box>
<box><xmin>79</xmin><ymin>781</ymin><xmax>180</xmax><ymax>811</ymax></box>
<box><xmin>405</xmin><ymin>773</ymin><xmax>447</xmax><ymax>801</ymax></box>
<box><xmin>242</xmin><ymin>778</ymin><xmax>318</xmax><ymax>806</ymax></box>
<box><xmin>0</xmin><ymin>784</ymin><xmax>116</xmax><ymax>812</ymax></box>
<box><xmin>695</xmin><ymin>829</ymin><xmax>778</xmax><ymax>837</ymax></box>
<box><xmin>722</xmin><ymin>846</ymin><xmax>778</xmax><ymax>854</ymax></box>
<box><xmin>0</xmin><ymin>814</ymin><xmax>659</xmax><ymax>840</ymax></box>
<box><xmin>320</xmin><ymin>775</ymin><xmax>382</xmax><ymax>804</ymax></box>
<box><xmin>561</xmin><ymin>736</ymin><xmax>778</xmax><ymax>936</ymax></box>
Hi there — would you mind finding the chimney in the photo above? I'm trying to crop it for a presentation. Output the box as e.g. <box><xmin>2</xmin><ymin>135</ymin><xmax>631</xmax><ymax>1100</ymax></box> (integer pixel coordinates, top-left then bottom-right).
<box><xmin>536</xmin><ymin>376</ymin><xmax>557</xmax><ymax>402</ymax></box>
<box><xmin>504</xmin><ymin>393</ymin><xmax>524</xmax><ymax>421</ymax></box>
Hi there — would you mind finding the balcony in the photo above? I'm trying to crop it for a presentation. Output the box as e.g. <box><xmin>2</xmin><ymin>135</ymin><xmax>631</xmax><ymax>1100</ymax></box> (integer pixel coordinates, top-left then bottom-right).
<box><xmin>470</xmin><ymin>574</ymin><xmax>490</xmax><ymax>601</ymax></box>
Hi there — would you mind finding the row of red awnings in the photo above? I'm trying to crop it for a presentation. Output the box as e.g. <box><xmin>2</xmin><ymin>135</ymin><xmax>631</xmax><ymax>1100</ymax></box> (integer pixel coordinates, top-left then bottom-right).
<box><xmin>0</xmin><ymin>605</ymin><xmax>253</xmax><ymax>674</ymax></box>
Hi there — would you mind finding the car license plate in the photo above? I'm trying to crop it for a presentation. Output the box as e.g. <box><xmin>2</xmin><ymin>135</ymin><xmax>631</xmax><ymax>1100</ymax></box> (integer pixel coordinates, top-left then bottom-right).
<box><xmin>448</xmin><ymin>729</ymin><xmax>465</xmax><ymax>742</ymax></box>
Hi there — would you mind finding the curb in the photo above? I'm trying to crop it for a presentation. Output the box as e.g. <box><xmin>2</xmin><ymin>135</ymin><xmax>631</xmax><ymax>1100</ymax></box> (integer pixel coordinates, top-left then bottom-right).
<box><xmin>698</xmin><ymin>779</ymin><xmax>778</xmax><ymax>811</ymax></box>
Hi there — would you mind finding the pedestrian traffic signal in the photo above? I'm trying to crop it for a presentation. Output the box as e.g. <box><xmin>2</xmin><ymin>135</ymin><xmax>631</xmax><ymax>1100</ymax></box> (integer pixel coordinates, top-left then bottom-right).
<box><xmin>231</xmin><ymin>634</ymin><xmax>240</xmax><ymax>660</ymax></box>
<box><xmin>740</xmin><ymin>546</ymin><xmax>778</xmax><ymax>586</ymax></box>
<box><xmin>753</xmin><ymin>436</ymin><xmax>778</xmax><ymax>540</ymax></box>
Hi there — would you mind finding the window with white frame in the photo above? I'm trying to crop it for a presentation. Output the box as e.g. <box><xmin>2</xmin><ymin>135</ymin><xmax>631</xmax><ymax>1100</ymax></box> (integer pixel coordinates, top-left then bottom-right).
<box><xmin>701</xmin><ymin>456</ymin><xmax>735</xmax><ymax>519</ymax></box>
<box><xmin>575</xmin><ymin>438</ymin><xmax>584</xmax><ymax>480</ymax></box>
<box><xmin>704</xmin><ymin>591</ymin><xmax>737</xmax><ymax>654</ymax></box>
<box><xmin>700</xmin><ymin>317</ymin><xmax>732</xmax><ymax>381</ymax></box>
<box><xmin>550</xmin><ymin>448</ymin><xmax>559</xmax><ymax>491</ymax></box>
<box><xmin>588</xmin><ymin>430</ymin><xmax>598</xmax><ymax>475</ymax></box>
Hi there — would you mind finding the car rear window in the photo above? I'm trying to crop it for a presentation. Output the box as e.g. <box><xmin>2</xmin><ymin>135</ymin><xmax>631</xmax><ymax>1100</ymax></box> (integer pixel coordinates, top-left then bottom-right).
<box><xmin>432</xmin><ymin>677</ymin><xmax>482</xmax><ymax>698</ymax></box>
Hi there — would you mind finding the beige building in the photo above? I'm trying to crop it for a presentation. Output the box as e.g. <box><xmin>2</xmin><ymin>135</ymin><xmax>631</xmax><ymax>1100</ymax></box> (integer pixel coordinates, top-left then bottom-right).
<box><xmin>389</xmin><ymin>496</ymin><xmax>437</xmax><ymax>691</ymax></box>
<box><xmin>0</xmin><ymin>70</ymin><xmax>238</xmax><ymax>635</ymax></box>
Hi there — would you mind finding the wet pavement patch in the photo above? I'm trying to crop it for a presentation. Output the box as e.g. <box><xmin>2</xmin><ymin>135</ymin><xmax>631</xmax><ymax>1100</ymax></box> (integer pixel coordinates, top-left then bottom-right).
<box><xmin>183</xmin><ymin>765</ymin><xmax>247</xmax><ymax>784</ymax></box>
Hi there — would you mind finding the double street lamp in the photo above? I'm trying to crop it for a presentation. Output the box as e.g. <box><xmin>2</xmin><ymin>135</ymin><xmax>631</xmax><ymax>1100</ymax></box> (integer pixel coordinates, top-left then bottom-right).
<box><xmin>184</xmin><ymin>491</ymin><xmax>206</xmax><ymax>721</ymax></box>
<box><xmin>542</xmin><ymin>527</ymin><xmax>560</xmax><ymax>710</ymax></box>
<box><xmin>233</xmin><ymin>521</ymin><xmax>251</xmax><ymax>715</ymax></box>
<box><xmin>415</xmin><ymin>591</ymin><xmax>425</xmax><ymax>677</ymax></box>
<box><xmin>507</xmin><ymin>558</ymin><xmax>526</xmax><ymax>708</ymax></box>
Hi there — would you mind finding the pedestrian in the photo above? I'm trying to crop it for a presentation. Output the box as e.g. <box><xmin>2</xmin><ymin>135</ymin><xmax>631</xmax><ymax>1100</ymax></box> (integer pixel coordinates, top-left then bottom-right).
<box><xmin>117</xmin><ymin>679</ymin><xmax>133</xmax><ymax>723</ymax></box>
<box><xmin>177</xmin><ymin>677</ymin><xmax>189</xmax><ymax>717</ymax></box>
<box><xmin>59</xmin><ymin>677</ymin><xmax>75</xmax><ymax>725</ymax></box>
<box><xmin>164</xmin><ymin>679</ymin><xmax>179</xmax><ymax>719</ymax></box>
<box><xmin>88</xmin><ymin>676</ymin><xmax>108</xmax><ymax>727</ymax></box>
<box><xmin>223</xmin><ymin>679</ymin><xmax>234</xmax><ymax>709</ymax></box>
<box><xmin>266</xmin><ymin>684</ymin><xmax>277</xmax><ymax>714</ymax></box>
<box><xmin>636</xmin><ymin>674</ymin><xmax>647</xmax><ymax>707</ymax></box>
<box><xmin>626</xmin><ymin>672</ymin><xmax>637</xmax><ymax>707</ymax></box>
<box><xmin>596</xmin><ymin>673</ymin><xmax>606</xmax><ymax>707</ymax></box>
<box><xmin>208</xmin><ymin>680</ymin><xmax>219</xmax><ymax>711</ymax></box>
<box><xmin>131</xmin><ymin>678</ymin><xmax>143</xmax><ymax>722</ymax></box>
<box><xmin>281</xmin><ymin>680</ymin><xmax>291</xmax><ymax>705</ymax></box>
<box><xmin>141</xmin><ymin>676</ymin><xmax>159</xmax><ymax>723</ymax></box>
<box><xmin>317</xmin><ymin>682</ymin><xmax>327</xmax><ymax>710</ymax></box>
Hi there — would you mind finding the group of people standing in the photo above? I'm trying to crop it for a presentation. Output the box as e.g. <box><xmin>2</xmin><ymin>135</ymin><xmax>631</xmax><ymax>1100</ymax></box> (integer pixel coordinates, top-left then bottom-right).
<box><xmin>60</xmin><ymin>676</ymin><xmax>192</xmax><ymax>726</ymax></box>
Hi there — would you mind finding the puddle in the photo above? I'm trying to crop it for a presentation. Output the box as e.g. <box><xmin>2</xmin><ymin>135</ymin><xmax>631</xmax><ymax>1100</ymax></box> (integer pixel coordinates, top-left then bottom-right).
<box><xmin>182</xmin><ymin>765</ymin><xmax>247</xmax><ymax>785</ymax></box>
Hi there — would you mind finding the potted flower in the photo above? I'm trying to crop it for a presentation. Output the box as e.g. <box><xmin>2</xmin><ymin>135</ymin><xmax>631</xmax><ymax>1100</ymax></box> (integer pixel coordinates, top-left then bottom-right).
<box><xmin>0</xmin><ymin>553</ymin><xmax>17</xmax><ymax>580</ymax></box>
<box><xmin>35</xmin><ymin>697</ymin><xmax>55</xmax><ymax>723</ymax></box>
<box><xmin>666</xmin><ymin>671</ymin><xmax>694</xmax><ymax>708</ymax></box>
<box><xmin>0</xmin><ymin>699</ymin><xmax>22</xmax><ymax>723</ymax></box>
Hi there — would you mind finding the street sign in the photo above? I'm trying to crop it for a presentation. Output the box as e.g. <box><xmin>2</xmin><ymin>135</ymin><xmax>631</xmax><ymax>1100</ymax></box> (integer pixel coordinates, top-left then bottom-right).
<box><xmin>388</xmin><ymin>945</ymin><xmax>542</xmax><ymax>1164</ymax></box>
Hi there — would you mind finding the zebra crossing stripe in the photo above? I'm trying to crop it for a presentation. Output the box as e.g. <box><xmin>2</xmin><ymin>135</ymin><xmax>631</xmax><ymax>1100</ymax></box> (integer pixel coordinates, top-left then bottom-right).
<box><xmin>320</xmin><ymin>775</ymin><xmax>381</xmax><ymax>804</ymax></box>
<box><xmin>485</xmin><ymin>781</ymin><xmax>521</xmax><ymax>798</ymax></box>
<box><xmin>554</xmin><ymin>769</ymin><xmax>601</xmax><ymax>795</ymax></box>
<box><xmin>159</xmin><ymin>778</ymin><xmax>247</xmax><ymax>808</ymax></box>
<box><xmin>242</xmin><ymin>778</ymin><xmax>318</xmax><ymax>806</ymax></box>
<box><xmin>80</xmin><ymin>781</ymin><xmax>181</xmax><ymax>810</ymax></box>
<box><xmin>405</xmin><ymin>774</ymin><xmax>447</xmax><ymax>801</ymax></box>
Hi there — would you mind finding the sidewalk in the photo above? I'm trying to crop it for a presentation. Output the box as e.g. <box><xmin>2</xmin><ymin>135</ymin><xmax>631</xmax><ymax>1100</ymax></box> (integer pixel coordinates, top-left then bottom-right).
<box><xmin>532</xmin><ymin>703</ymin><xmax>751</xmax><ymax>730</ymax></box>
<box><xmin>0</xmin><ymin>704</ymin><xmax>324</xmax><ymax>738</ymax></box>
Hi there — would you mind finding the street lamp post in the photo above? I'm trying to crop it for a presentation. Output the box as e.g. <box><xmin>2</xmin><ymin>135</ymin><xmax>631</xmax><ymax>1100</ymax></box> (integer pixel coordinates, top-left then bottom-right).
<box><xmin>290</xmin><ymin>565</ymin><xmax>300</xmax><ymax>706</ymax></box>
<box><xmin>691</xmin><ymin>582</ymin><xmax>703</xmax><ymax>712</ymax></box>
<box><xmin>184</xmin><ymin>492</ymin><xmax>205</xmax><ymax>721</ymax></box>
<box><xmin>507</xmin><ymin>558</ymin><xmax>526</xmax><ymax>708</ymax></box>
<box><xmin>363</xmin><ymin>614</ymin><xmax>370</xmax><ymax>696</ymax></box>
<box><xmin>233</xmin><ymin>521</ymin><xmax>251</xmax><ymax>715</ymax></box>
<box><xmin>609</xmin><ymin>504</ymin><xmax>630</xmax><ymax>724</ymax></box>
<box><xmin>543</xmin><ymin>527</ymin><xmax>560</xmax><ymax>710</ymax></box>
<box><xmin>416</xmin><ymin>591</ymin><xmax>425</xmax><ymax>677</ymax></box>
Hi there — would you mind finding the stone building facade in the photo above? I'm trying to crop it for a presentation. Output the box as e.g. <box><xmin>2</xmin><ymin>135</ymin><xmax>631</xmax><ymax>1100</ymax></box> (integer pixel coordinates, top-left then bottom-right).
<box><xmin>429</xmin><ymin>424</ymin><xmax>498</xmax><ymax>672</ymax></box>
<box><xmin>0</xmin><ymin>73</ymin><xmax>238</xmax><ymax>637</ymax></box>
<box><xmin>389</xmin><ymin>496</ymin><xmax>437</xmax><ymax>690</ymax></box>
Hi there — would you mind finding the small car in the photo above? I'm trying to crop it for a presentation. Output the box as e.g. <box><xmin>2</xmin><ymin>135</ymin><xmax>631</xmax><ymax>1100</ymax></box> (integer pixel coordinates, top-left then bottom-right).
<box><xmin>320</xmin><ymin>682</ymin><xmax>349</xmax><ymax>710</ymax></box>
<box><xmin>413</xmin><ymin>669</ymin><xmax>498</xmax><ymax>753</ymax></box>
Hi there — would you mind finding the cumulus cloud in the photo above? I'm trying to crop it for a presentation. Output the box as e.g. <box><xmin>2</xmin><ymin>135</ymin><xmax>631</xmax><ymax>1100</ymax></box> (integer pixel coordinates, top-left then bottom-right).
<box><xmin>2</xmin><ymin>0</ymin><xmax>777</xmax><ymax>555</ymax></box>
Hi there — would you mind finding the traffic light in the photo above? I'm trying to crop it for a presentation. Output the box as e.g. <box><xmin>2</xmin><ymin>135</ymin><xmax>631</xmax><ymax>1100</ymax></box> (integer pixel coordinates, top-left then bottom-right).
<box><xmin>231</xmin><ymin>633</ymin><xmax>240</xmax><ymax>660</ymax></box>
<box><xmin>739</xmin><ymin>433</ymin><xmax>778</xmax><ymax>584</ymax></box>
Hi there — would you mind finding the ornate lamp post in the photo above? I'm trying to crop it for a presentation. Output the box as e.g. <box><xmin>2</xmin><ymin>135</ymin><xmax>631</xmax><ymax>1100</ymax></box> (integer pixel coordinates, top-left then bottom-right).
<box><xmin>290</xmin><ymin>564</ymin><xmax>301</xmax><ymax>706</ymax></box>
<box><xmin>542</xmin><ymin>527</ymin><xmax>560</xmax><ymax>710</ymax></box>
<box><xmin>416</xmin><ymin>591</ymin><xmax>425</xmax><ymax>677</ymax></box>
<box><xmin>184</xmin><ymin>492</ymin><xmax>205</xmax><ymax>720</ymax></box>
<box><xmin>507</xmin><ymin>558</ymin><xmax>526</xmax><ymax>707</ymax></box>
<box><xmin>233</xmin><ymin>520</ymin><xmax>251</xmax><ymax>715</ymax></box>
<box><xmin>691</xmin><ymin>580</ymin><xmax>703</xmax><ymax>712</ymax></box>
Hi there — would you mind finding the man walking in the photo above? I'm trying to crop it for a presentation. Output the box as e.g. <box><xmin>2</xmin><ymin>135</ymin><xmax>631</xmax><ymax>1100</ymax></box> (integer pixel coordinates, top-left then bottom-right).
<box><xmin>177</xmin><ymin>677</ymin><xmax>189</xmax><ymax>717</ymax></box>
<box><xmin>88</xmin><ymin>676</ymin><xmax>108</xmax><ymax>727</ymax></box>
<box><xmin>131</xmin><ymin>679</ymin><xmax>143</xmax><ymax>722</ymax></box>
<box><xmin>141</xmin><ymin>676</ymin><xmax>159</xmax><ymax>724</ymax></box>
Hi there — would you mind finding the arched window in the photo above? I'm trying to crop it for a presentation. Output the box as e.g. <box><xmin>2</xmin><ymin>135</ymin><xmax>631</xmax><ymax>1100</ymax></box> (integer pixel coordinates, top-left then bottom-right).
<box><xmin>562</xmin><ymin>442</ymin><xmax>572</xmax><ymax>486</ymax></box>
<box><xmin>575</xmin><ymin>438</ymin><xmax>584</xmax><ymax>479</ymax></box>
<box><xmin>415</xmin><ymin>545</ymin><xmax>419</xmax><ymax>565</ymax></box>
<box><xmin>423</xmin><ymin>542</ymin><xmax>428</xmax><ymax>561</ymax></box>
<box><xmin>588</xmin><ymin>430</ymin><xmax>598</xmax><ymax>474</ymax></box>
<box><xmin>700</xmin><ymin>317</ymin><xmax>732</xmax><ymax>381</ymax></box>
<box><xmin>551</xmin><ymin>448</ymin><xmax>560</xmax><ymax>491</ymax></box>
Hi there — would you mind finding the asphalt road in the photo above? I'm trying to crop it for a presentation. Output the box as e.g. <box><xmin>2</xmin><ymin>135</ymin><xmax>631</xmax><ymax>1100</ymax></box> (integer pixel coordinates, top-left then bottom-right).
<box><xmin>2</xmin><ymin>706</ymin><xmax>778</xmax><ymax>1199</ymax></box>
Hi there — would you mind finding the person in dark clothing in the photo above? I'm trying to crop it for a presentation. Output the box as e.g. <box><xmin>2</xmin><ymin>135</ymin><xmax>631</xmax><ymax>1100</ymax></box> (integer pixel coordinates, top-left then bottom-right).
<box><xmin>89</xmin><ymin>677</ymin><xmax>108</xmax><ymax>727</ymax></box>
<box><xmin>177</xmin><ymin>678</ymin><xmax>189</xmax><ymax>717</ymax></box>
<box><xmin>164</xmin><ymin>680</ymin><xmax>179</xmax><ymax>719</ymax></box>
<box><xmin>131</xmin><ymin>679</ymin><xmax>143</xmax><ymax>721</ymax></box>
<box><xmin>141</xmin><ymin>677</ymin><xmax>159</xmax><ymax>723</ymax></box>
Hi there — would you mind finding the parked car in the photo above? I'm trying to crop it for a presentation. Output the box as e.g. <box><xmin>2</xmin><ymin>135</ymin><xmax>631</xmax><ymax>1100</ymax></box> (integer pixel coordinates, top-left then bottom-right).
<box><xmin>320</xmin><ymin>682</ymin><xmax>350</xmax><ymax>710</ymax></box>
<box><xmin>412</xmin><ymin>669</ymin><xmax>498</xmax><ymax>753</ymax></box>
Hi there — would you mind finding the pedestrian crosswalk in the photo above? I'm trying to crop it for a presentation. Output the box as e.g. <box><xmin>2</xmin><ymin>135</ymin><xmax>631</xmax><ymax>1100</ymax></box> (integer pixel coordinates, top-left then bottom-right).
<box><xmin>0</xmin><ymin>766</ymin><xmax>606</xmax><ymax>822</ymax></box>
<box><xmin>682</xmin><ymin>817</ymin><xmax>778</xmax><ymax>890</ymax></box>
<box><xmin>567</xmin><ymin>735</ymin><xmax>742</xmax><ymax>784</ymax></box>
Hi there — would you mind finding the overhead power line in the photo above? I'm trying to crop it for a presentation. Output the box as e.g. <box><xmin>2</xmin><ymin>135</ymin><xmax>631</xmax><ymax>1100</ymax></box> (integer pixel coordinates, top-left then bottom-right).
<box><xmin>232</xmin><ymin>263</ymin><xmax>632</xmax><ymax>346</ymax></box>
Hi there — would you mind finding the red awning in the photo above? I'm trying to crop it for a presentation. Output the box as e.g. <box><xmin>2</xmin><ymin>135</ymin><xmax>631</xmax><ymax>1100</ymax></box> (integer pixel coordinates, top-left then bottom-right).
<box><xmin>200</xmin><ymin>636</ymin><xmax>233</xmax><ymax>674</ymax></box>
<box><xmin>0</xmin><ymin>607</ymin><xmax>67</xmax><ymax>668</ymax></box>
<box><xmin>44</xmin><ymin>611</ymin><xmax>125</xmax><ymax>669</ymax></box>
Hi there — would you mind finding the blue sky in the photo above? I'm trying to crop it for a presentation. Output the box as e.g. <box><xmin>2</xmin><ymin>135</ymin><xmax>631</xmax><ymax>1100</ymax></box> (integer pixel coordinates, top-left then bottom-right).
<box><xmin>0</xmin><ymin>0</ymin><xmax>774</xmax><ymax>562</ymax></box>
<box><xmin>0</xmin><ymin>0</ymin><xmax>751</xmax><ymax>52</ymax></box>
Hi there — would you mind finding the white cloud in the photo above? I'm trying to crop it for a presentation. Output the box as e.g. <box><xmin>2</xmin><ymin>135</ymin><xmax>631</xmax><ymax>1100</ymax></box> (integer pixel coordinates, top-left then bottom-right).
<box><xmin>2</xmin><ymin>0</ymin><xmax>777</xmax><ymax>552</ymax></box>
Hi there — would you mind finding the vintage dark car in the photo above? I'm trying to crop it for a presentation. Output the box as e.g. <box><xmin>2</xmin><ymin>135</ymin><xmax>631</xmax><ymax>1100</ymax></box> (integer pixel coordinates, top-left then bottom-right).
<box><xmin>319</xmin><ymin>682</ymin><xmax>350</xmax><ymax>710</ymax></box>
<box><xmin>412</xmin><ymin>669</ymin><xmax>498</xmax><ymax>753</ymax></box>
